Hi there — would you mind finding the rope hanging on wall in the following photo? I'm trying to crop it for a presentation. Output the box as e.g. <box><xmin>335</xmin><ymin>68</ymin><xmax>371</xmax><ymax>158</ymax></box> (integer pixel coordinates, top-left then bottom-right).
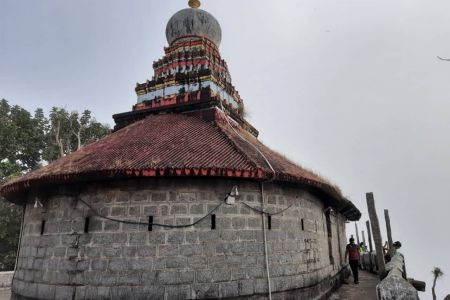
<box><xmin>242</xmin><ymin>202</ymin><xmax>294</xmax><ymax>216</ymax></box>
<box><xmin>77</xmin><ymin>194</ymin><xmax>295</xmax><ymax>230</ymax></box>
<box><xmin>78</xmin><ymin>197</ymin><xmax>223</xmax><ymax>229</ymax></box>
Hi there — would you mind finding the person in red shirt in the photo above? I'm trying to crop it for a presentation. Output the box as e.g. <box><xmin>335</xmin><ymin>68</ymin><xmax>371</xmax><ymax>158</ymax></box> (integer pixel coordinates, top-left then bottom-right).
<box><xmin>345</xmin><ymin>237</ymin><xmax>361</xmax><ymax>284</ymax></box>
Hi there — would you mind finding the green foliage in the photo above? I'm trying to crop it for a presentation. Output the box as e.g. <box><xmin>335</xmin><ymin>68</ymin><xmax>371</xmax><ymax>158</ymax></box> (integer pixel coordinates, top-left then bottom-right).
<box><xmin>0</xmin><ymin>139</ymin><xmax>23</xmax><ymax>271</ymax></box>
<box><xmin>0</xmin><ymin>98</ymin><xmax>111</xmax><ymax>271</ymax></box>
<box><xmin>0</xmin><ymin>100</ymin><xmax>15</xmax><ymax>161</ymax></box>
<box><xmin>0</xmin><ymin>200</ymin><xmax>21</xmax><ymax>271</ymax></box>
<box><xmin>0</xmin><ymin>99</ymin><xmax>47</xmax><ymax>171</ymax></box>
<box><xmin>43</xmin><ymin>107</ymin><xmax>110</xmax><ymax>162</ymax></box>
<box><xmin>44</xmin><ymin>107</ymin><xmax>71</xmax><ymax>161</ymax></box>
<box><xmin>81</xmin><ymin>113</ymin><xmax>111</xmax><ymax>146</ymax></box>
<box><xmin>0</xmin><ymin>161</ymin><xmax>21</xmax><ymax>184</ymax></box>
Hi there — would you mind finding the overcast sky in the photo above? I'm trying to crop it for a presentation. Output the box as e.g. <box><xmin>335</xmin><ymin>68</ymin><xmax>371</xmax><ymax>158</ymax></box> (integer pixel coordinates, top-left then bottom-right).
<box><xmin>1</xmin><ymin>0</ymin><xmax>449</xmax><ymax>297</ymax></box>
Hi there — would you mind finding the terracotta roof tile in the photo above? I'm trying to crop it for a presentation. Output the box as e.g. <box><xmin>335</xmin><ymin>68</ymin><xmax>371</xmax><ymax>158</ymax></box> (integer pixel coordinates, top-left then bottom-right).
<box><xmin>0</xmin><ymin>113</ymin><xmax>360</xmax><ymax>220</ymax></box>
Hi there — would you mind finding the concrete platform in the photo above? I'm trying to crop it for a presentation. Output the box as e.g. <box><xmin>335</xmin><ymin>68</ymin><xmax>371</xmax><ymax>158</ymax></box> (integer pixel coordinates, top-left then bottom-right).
<box><xmin>329</xmin><ymin>270</ymin><xmax>379</xmax><ymax>300</ymax></box>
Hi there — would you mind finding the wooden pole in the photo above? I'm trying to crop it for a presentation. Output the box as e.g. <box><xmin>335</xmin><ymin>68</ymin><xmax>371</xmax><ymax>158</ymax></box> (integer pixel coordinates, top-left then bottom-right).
<box><xmin>355</xmin><ymin>223</ymin><xmax>360</xmax><ymax>244</ymax></box>
<box><xmin>366</xmin><ymin>221</ymin><xmax>374</xmax><ymax>252</ymax></box>
<box><xmin>366</xmin><ymin>220</ymin><xmax>374</xmax><ymax>272</ymax></box>
<box><xmin>384</xmin><ymin>209</ymin><xmax>394</xmax><ymax>256</ymax></box>
<box><xmin>366</xmin><ymin>192</ymin><xmax>386</xmax><ymax>279</ymax></box>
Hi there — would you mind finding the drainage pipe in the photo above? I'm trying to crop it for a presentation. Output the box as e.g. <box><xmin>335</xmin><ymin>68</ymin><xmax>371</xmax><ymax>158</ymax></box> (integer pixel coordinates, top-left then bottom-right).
<box><xmin>260</xmin><ymin>182</ymin><xmax>272</xmax><ymax>300</ymax></box>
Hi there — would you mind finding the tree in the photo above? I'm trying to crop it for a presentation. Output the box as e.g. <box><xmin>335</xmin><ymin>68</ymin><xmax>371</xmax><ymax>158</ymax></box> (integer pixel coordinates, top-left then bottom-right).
<box><xmin>69</xmin><ymin>110</ymin><xmax>89</xmax><ymax>150</ymax></box>
<box><xmin>0</xmin><ymin>100</ymin><xmax>16</xmax><ymax>163</ymax></box>
<box><xmin>80</xmin><ymin>113</ymin><xmax>110</xmax><ymax>146</ymax></box>
<box><xmin>431</xmin><ymin>267</ymin><xmax>444</xmax><ymax>300</ymax></box>
<box><xmin>69</xmin><ymin>109</ymin><xmax>110</xmax><ymax>151</ymax></box>
<box><xmin>11</xmin><ymin>106</ymin><xmax>47</xmax><ymax>170</ymax></box>
<box><xmin>0</xmin><ymin>99</ymin><xmax>47</xmax><ymax>172</ymax></box>
<box><xmin>0</xmin><ymin>100</ymin><xmax>27</xmax><ymax>270</ymax></box>
<box><xmin>44</xmin><ymin>107</ymin><xmax>110</xmax><ymax>162</ymax></box>
<box><xmin>0</xmin><ymin>99</ymin><xmax>111</xmax><ymax>270</ymax></box>
<box><xmin>32</xmin><ymin>108</ymin><xmax>49</xmax><ymax>165</ymax></box>
<box><xmin>0</xmin><ymin>195</ymin><xmax>22</xmax><ymax>271</ymax></box>
<box><xmin>45</xmin><ymin>107</ymin><xmax>71</xmax><ymax>161</ymax></box>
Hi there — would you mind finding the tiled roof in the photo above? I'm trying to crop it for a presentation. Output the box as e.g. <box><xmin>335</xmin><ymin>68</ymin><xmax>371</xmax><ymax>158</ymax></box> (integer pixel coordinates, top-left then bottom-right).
<box><xmin>0</xmin><ymin>112</ymin><xmax>360</xmax><ymax>220</ymax></box>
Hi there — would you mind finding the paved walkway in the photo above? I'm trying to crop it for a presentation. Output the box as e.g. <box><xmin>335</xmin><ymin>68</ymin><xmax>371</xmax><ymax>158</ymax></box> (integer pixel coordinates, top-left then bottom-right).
<box><xmin>0</xmin><ymin>272</ymin><xmax>379</xmax><ymax>300</ymax></box>
<box><xmin>329</xmin><ymin>270</ymin><xmax>379</xmax><ymax>300</ymax></box>
<box><xmin>0</xmin><ymin>288</ymin><xmax>10</xmax><ymax>300</ymax></box>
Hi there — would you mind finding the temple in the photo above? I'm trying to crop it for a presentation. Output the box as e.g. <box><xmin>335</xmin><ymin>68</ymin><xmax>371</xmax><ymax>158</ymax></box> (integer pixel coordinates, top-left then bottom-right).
<box><xmin>1</xmin><ymin>1</ymin><xmax>360</xmax><ymax>299</ymax></box>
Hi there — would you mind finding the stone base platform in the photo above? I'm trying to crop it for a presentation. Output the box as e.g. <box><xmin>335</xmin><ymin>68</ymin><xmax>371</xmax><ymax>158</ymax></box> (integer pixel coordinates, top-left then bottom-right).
<box><xmin>11</xmin><ymin>268</ymin><xmax>349</xmax><ymax>300</ymax></box>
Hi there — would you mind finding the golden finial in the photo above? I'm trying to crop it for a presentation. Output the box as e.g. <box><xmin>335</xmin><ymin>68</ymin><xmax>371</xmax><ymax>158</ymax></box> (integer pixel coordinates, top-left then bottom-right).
<box><xmin>188</xmin><ymin>0</ymin><xmax>201</xmax><ymax>8</ymax></box>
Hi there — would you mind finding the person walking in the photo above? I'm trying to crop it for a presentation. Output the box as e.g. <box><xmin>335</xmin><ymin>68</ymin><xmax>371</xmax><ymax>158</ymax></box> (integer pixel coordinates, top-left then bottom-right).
<box><xmin>345</xmin><ymin>237</ymin><xmax>360</xmax><ymax>284</ymax></box>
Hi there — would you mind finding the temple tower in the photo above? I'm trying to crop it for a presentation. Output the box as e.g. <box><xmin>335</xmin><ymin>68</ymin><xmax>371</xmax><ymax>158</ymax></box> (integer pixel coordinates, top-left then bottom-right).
<box><xmin>114</xmin><ymin>0</ymin><xmax>257</xmax><ymax>136</ymax></box>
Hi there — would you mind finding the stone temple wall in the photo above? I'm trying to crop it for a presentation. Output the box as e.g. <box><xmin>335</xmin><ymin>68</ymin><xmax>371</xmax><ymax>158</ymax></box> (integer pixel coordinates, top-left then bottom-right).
<box><xmin>11</xmin><ymin>178</ymin><xmax>347</xmax><ymax>300</ymax></box>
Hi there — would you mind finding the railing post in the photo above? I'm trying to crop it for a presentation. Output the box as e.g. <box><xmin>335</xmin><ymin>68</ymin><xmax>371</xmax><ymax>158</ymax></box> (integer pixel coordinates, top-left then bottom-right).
<box><xmin>384</xmin><ymin>209</ymin><xmax>394</xmax><ymax>256</ymax></box>
<box><xmin>366</xmin><ymin>192</ymin><xmax>386</xmax><ymax>279</ymax></box>
<box><xmin>355</xmin><ymin>222</ymin><xmax>360</xmax><ymax>244</ymax></box>
<box><xmin>366</xmin><ymin>220</ymin><xmax>374</xmax><ymax>272</ymax></box>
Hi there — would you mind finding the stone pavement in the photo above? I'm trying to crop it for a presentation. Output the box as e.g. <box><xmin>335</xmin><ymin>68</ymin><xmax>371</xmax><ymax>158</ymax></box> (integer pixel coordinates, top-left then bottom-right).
<box><xmin>0</xmin><ymin>273</ymin><xmax>378</xmax><ymax>300</ymax></box>
<box><xmin>329</xmin><ymin>270</ymin><xmax>379</xmax><ymax>300</ymax></box>
<box><xmin>0</xmin><ymin>288</ymin><xmax>11</xmax><ymax>300</ymax></box>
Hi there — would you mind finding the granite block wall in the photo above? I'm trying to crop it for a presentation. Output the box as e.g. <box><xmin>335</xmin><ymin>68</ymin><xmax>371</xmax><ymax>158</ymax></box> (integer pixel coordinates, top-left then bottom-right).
<box><xmin>11</xmin><ymin>178</ymin><xmax>347</xmax><ymax>300</ymax></box>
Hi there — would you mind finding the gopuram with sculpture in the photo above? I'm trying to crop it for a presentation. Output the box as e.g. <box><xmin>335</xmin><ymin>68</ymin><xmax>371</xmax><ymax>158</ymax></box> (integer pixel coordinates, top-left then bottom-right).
<box><xmin>0</xmin><ymin>1</ymin><xmax>361</xmax><ymax>299</ymax></box>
